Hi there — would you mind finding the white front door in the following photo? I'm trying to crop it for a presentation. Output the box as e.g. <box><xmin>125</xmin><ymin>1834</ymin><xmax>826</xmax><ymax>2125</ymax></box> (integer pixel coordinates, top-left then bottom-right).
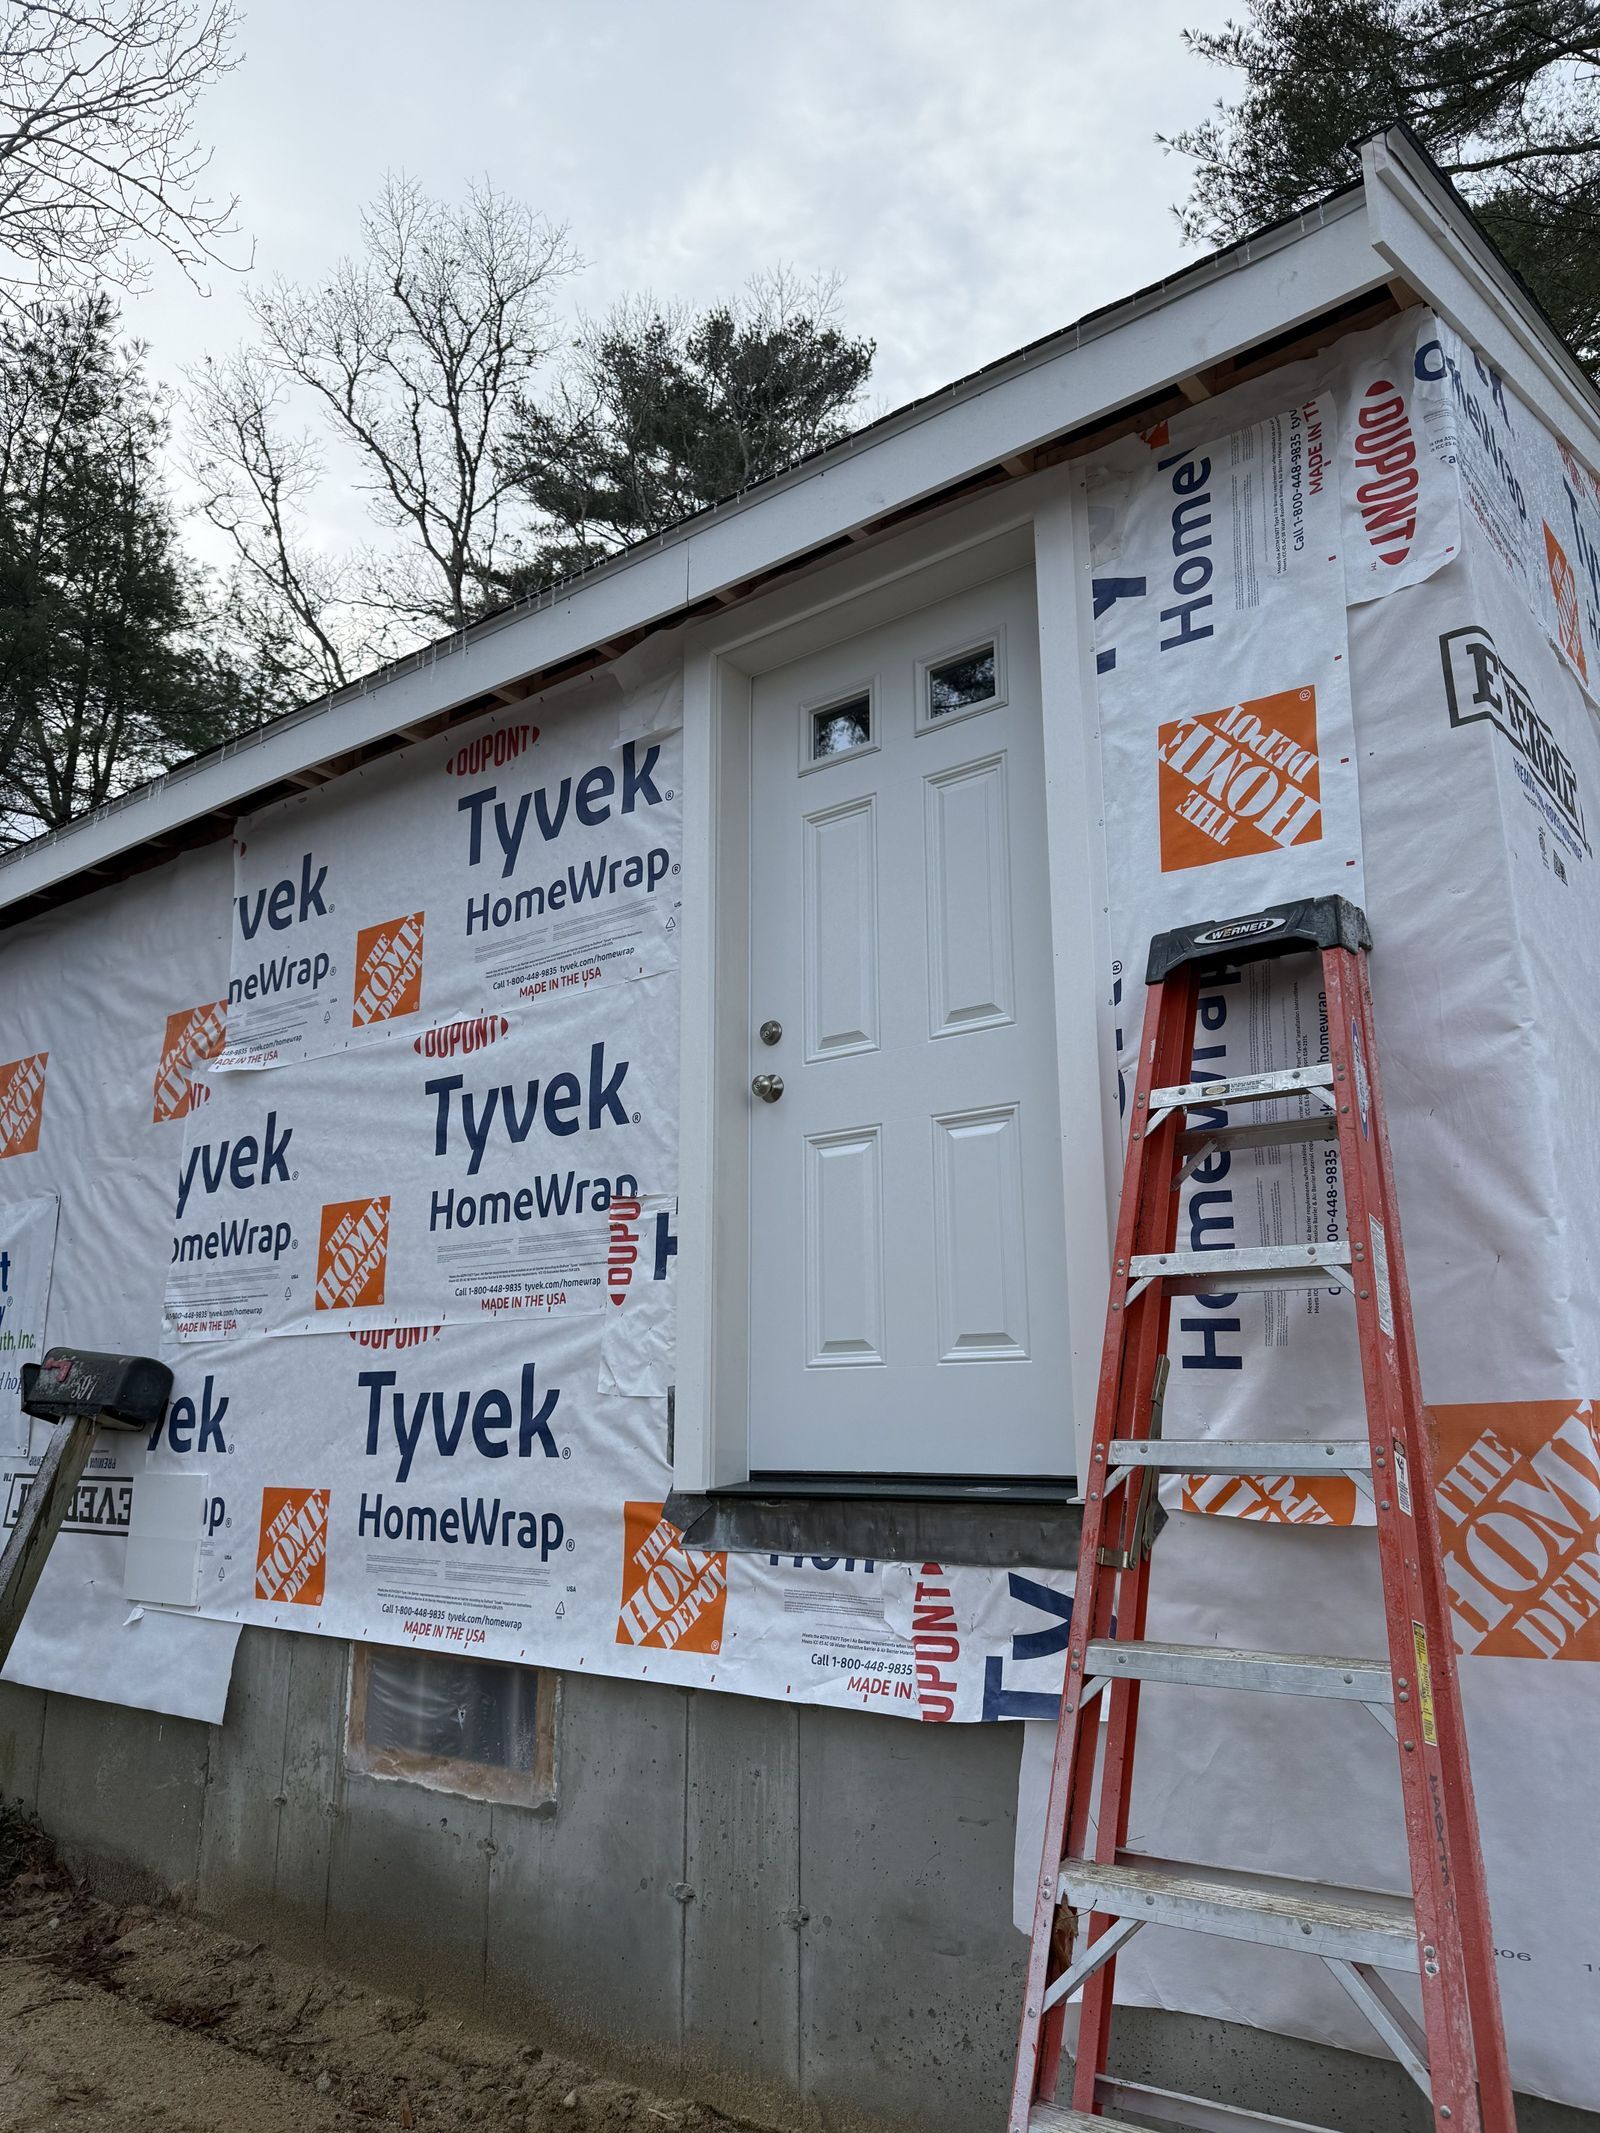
<box><xmin>746</xmin><ymin>565</ymin><xmax>1072</xmax><ymax>1477</ymax></box>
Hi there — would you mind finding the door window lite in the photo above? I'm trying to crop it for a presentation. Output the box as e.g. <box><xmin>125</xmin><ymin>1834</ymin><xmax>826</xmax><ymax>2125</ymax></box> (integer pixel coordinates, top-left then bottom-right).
<box><xmin>928</xmin><ymin>643</ymin><xmax>996</xmax><ymax>718</ymax></box>
<box><xmin>810</xmin><ymin>693</ymin><xmax>872</xmax><ymax>761</ymax></box>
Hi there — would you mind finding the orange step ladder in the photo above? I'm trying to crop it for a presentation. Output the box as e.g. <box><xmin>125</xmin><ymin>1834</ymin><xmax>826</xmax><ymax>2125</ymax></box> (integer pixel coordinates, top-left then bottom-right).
<box><xmin>1010</xmin><ymin>897</ymin><xmax>1516</xmax><ymax>2133</ymax></box>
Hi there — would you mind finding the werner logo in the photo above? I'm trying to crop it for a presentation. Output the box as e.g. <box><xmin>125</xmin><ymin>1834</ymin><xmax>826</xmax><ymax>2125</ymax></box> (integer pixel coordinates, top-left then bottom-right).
<box><xmin>1544</xmin><ymin>522</ymin><xmax>1589</xmax><ymax>683</ymax></box>
<box><xmin>360</xmin><ymin>1359</ymin><xmax>559</xmax><ymax>1482</ymax></box>
<box><xmin>1156</xmin><ymin>687</ymin><xmax>1322</xmax><ymax>871</ymax></box>
<box><xmin>616</xmin><ymin>1501</ymin><xmax>728</xmax><ymax>1653</ymax></box>
<box><xmin>415</xmin><ymin>1015</ymin><xmax>508</xmax><ymax>1059</ymax></box>
<box><xmin>427</xmin><ymin>1041</ymin><xmax>631</xmax><ymax>1175</ymax></box>
<box><xmin>153</xmin><ymin>1003</ymin><xmax>226</xmax><ymax>1123</ymax></box>
<box><xmin>1440</xmin><ymin>625</ymin><xmax>1587</xmax><ymax>847</ymax></box>
<box><xmin>235</xmin><ymin>851</ymin><xmax>329</xmax><ymax>937</ymax></box>
<box><xmin>176</xmin><ymin>1114</ymin><xmax>292</xmax><ymax>1219</ymax></box>
<box><xmin>1351</xmin><ymin>377</ymin><xmax>1419</xmax><ymax>567</ymax></box>
<box><xmin>1194</xmin><ymin>916</ymin><xmax>1284</xmax><ymax>947</ymax></box>
<box><xmin>444</xmin><ymin>722</ymin><xmax>537</xmax><ymax>779</ymax></box>
<box><xmin>255</xmin><ymin>1486</ymin><xmax>329</xmax><ymax>1605</ymax></box>
<box><xmin>0</xmin><ymin>1053</ymin><xmax>47</xmax><ymax>1159</ymax></box>
<box><xmin>352</xmin><ymin>912</ymin><xmax>424</xmax><ymax>1027</ymax></box>
<box><xmin>315</xmin><ymin>1196</ymin><xmax>390</xmax><ymax>1310</ymax></box>
<box><xmin>458</xmin><ymin>740</ymin><xmax>667</xmax><ymax>879</ymax></box>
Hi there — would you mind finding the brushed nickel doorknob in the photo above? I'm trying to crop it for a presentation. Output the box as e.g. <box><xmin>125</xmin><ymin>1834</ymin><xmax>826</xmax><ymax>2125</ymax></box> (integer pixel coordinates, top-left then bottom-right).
<box><xmin>751</xmin><ymin>1073</ymin><xmax>784</xmax><ymax>1103</ymax></box>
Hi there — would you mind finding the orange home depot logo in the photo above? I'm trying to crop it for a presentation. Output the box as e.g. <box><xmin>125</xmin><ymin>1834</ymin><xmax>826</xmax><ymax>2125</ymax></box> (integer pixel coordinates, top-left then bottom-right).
<box><xmin>1544</xmin><ymin>522</ymin><xmax>1588</xmax><ymax>682</ymax></box>
<box><xmin>0</xmin><ymin>1052</ymin><xmax>47</xmax><ymax>1158</ymax></box>
<box><xmin>1433</xmin><ymin>1400</ymin><xmax>1600</xmax><ymax>1659</ymax></box>
<box><xmin>152</xmin><ymin>1002</ymin><xmax>226</xmax><ymax>1122</ymax></box>
<box><xmin>352</xmin><ymin>912</ymin><xmax>424</xmax><ymax>1027</ymax></box>
<box><xmin>1157</xmin><ymin>687</ymin><xmax>1322</xmax><ymax>871</ymax></box>
<box><xmin>255</xmin><ymin>1487</ymin><xmax>330</xmax><ymax>1605</ymax></box>
<box><xmin>615</xmin><ymin>1501</ymin><xmax>728</xmax><ymax>1654</ymax></box>
<box><xmin>315</xmin><ymin>1196</ymin><xmax>390</xmax><ymax>1311</ymax></box>
<box><xmin>1180</xmin><ymin>1471</ymin><xmax>1358</xmax><ymax>1525</ymax></box>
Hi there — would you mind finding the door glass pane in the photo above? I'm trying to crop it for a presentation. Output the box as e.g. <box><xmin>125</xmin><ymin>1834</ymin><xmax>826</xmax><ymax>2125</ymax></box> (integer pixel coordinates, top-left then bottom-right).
<box><xmin>928</xmin><ymin>644</ymin><xmax>996</xmax><ymax>718</ymax></box>
<box><xmin>811</xmin><ymin>694</ymin><xmax>871</xmax><ymax>760</ymax></box>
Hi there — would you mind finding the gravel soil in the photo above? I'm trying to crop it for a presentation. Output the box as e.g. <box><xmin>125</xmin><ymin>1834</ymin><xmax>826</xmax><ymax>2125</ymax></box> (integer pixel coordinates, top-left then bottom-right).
<box><xmin>0</xmin><ymin>1806</ymin><xmax>754</xmax><ymax>2133</ymax></box>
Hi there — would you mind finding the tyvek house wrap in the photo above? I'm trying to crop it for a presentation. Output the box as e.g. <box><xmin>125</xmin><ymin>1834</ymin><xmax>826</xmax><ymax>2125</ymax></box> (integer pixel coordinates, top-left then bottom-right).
<box><xmin>1015</xmin><ymin>307</ymin><xmax>1600</xmax><ymax>2111</ymax></box>
<box><xmin>0</xmin><ymin>845</ymin><xmax>242</xmax><ymax>1721</ymax></box>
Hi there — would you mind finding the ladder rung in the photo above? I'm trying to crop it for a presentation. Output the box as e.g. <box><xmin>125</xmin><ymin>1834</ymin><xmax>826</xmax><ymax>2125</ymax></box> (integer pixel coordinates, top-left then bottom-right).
<box><xmin>1085</xmin><ymin>1640</ymin><xmax>1391</xmax><ymax>1702</ymax></box>
<box><xmin>1176</xmin><ymin>1116</ymin><xmax>1338</xmax><ymax>1157</ymax></box>
<box><xmin>1149</xmin><ymin>1062</ymin><xmax>1335</xmax><ymax>1111</ymax></box>
<box><xmin>1097</xmin><ymin>2078</ymin><xmax>1341</xmax><ymax>2131</ymax></box>
<box><xmin>1128</xmin><ymin>1245</ymin><xmax>1350</xmax><ymax>1295</ymax></box>
<box><xmin>1058</xmin><ymin>1855</ymin><xmax>1415</xmax><ymax>1967</ymax></box>
<box><xmin>1107</xmin><ymin>1438</ymin><xmax>1371</xmax><ymax>1474</ymax></box>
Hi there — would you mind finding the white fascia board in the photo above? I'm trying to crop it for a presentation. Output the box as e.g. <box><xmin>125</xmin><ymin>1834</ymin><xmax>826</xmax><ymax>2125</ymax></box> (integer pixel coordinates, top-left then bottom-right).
<box><xmin>1362</xmin><ymin>130</ymin><xmax>1600</xmax><ymax>466</ymax></box>
<box><xmin>0</xmin><ymin>194</ymin><xmax>1386</xmax><ymax>919</ymax></box>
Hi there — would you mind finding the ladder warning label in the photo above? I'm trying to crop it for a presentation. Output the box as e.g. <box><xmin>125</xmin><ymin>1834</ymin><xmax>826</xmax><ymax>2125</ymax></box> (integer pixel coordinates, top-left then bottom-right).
<box><xmin>1369</xmin><ymin>1216</ymin><xmax>1394</xmax><ymax>1338</ymax></box>
<box><xmin>1412</xmin><ymin>1622</ymin><xmax>1438</xmax><ymax>1746</ymax></box>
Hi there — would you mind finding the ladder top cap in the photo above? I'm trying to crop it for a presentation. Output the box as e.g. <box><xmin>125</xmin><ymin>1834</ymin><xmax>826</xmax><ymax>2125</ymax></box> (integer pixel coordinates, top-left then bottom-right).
<box><xmin>1146</xmin><ymin>896</ymin><xmax>1372</xmax><ymax>986</ymax></box>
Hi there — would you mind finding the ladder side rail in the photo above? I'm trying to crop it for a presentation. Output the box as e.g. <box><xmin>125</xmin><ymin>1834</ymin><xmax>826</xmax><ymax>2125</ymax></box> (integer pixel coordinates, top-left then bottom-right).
<box><xmin>1008</xmin><ymin>971</ymin><xmax>1198</xmax><ymax>2131</ymax></box>
<box><xmin>1322</xmin><ymin>948</ymin><xmax>1490</xmax><ymax>2133</ymax></box>
<box><xmin>1068</xmin><ymin>969</ymin><xmax>1199</xmax><ymax>2114</ymax></box>
<box><xmin>1338</xmin><ymin>952</ymin><xmax>1518</xmax><ymax>2133</ymax></box>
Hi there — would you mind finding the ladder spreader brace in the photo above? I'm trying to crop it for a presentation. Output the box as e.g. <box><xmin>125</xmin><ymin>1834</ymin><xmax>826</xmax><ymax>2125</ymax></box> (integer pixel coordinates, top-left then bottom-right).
<box><xmin>1008</xmin><ymin>896</ymin><xmax>1518</xmax><ymax>2133</ymax></box>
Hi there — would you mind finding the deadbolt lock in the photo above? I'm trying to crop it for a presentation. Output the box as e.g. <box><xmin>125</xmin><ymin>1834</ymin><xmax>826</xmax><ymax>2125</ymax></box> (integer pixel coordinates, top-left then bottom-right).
<box><xmin>751</xmin><ymin>1073</ymin><xmax>784</xmax><ymax>1104</ymax></box>
<box><xmin>759</xmin><ymin>1019</ymin><xmax>783</xmax><ymax>1047</ymax></box>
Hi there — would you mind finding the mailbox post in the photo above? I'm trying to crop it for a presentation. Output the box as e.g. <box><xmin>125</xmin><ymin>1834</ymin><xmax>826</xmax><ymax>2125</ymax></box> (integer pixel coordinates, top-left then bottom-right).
<box><xmin>0</xmin><ymin>1349</ymin><xmax>172</xmax><ymax>1670</ymax></box>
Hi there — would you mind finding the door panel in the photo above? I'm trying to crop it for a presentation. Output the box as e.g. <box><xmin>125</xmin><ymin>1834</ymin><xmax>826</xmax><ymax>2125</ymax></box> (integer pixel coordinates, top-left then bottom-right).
<box><xmin>747</xmin><ymin>566</ymin><xmax>1071</xmax><ymax>1476</ymax></box>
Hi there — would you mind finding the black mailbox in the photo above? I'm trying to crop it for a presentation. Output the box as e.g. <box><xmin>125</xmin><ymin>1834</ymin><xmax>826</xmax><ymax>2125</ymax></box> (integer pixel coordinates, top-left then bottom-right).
<box><xmin>20</xmin><ymin>1349</ymin><xmax>173</xmax><ymax>1434</ymax></box>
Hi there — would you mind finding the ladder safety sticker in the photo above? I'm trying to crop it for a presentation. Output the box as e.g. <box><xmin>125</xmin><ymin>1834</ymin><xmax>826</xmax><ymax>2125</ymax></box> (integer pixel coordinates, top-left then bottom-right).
<box><xmin>1351</xmin><ymin>1019</ymin><xmax>1371</xmax><ymax>1137</ymax></box>
<box><xmin>1368</xmin><ymin>1215</ymin><xmax>1394</xmax><ymax>1339</ymax></box>
<box><xmin>1393</xmin><ymin>1440</ymin><xmax>1413</xmax><ymax>1517</ymax></box>
<box><xmin>1412</xmin><ymin>1622</ymin><xmax>1438</xmax><ymax>1745</ymax></box>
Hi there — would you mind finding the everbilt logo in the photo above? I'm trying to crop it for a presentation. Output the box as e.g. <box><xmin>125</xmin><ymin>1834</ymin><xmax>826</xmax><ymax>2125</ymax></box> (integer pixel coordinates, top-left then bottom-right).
<box><xmin>153</xmin><ymin>1003</ymin><xmax>226</xmax><ymax>1123</ymax></box>
<box><xmin>255</xmin><ymin>1486</ymin><xmax>330</xmax><ymax>1605</ymax></box>
<box><xmin>352</xmin><ymin>912</ymin><xmax>424</xmax><ymax>1027</ymax></box>
<box><xmin>1156</xmin><ymin>686</ymin><xmax>1322</xmax><ymax>871</ymax></box>
<box><xmin>1352</xmin><ymin>377</ymin><xmax>1419</xmax><ymax>567</ymax></box>
<box><xmin>0</xmin><ymin>1052</ymin><xmax>47</xmax><ymax>1159</ymax></box>
<box><xmin>1440</xmin><ymin>624</ymin><xmax>1588</xmax><ymax>848</ymax></box>
<box><xmin>1544</xmin><ymin>522</ymin><xmax>1589</xmax><ymax>683</ymax></box>
<box><xmin>1433</xmin><ymin>1400</ymin><xmax>1600</xmax><ymax>1659</ymax></box>
<box><xmin>315</xmin><ymin>1196</ymin><xmax>390</xmax><ymax>1310</ymax></box>
<box><xmin>615</xmin><ymin>1501</ymin><xmax>728</xmax><ymax>1653</ymax></box>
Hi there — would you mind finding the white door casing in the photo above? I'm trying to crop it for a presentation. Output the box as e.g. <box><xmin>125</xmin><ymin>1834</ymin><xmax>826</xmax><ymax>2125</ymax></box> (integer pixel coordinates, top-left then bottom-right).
<box><xmin>746</xmin><ymin>567</ymin><xmax>1072</xmax><ymax>1476</ymax></box>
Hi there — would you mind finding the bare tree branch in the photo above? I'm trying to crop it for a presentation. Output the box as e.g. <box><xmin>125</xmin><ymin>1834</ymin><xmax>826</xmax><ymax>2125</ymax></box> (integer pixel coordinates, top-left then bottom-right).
<box><xmin>0</xmin><ymin>0</ymin><xmax>247</xmax><ymax>306</ymax></box>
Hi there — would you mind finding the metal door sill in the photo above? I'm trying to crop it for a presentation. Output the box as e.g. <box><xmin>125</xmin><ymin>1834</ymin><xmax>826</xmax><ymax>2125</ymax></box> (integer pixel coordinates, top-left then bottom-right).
<box><xmin>663</xmin><ymin>1472</ymin><xmax>1082</xmax><ymax>1568</ymax></box>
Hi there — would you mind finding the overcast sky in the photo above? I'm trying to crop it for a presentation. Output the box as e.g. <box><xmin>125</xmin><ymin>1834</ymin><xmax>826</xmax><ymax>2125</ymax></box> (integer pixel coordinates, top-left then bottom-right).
<box><xmin>133</xmin><ymin>0</ymin><xmax>1241</xmax><ymax>557</ymax></box>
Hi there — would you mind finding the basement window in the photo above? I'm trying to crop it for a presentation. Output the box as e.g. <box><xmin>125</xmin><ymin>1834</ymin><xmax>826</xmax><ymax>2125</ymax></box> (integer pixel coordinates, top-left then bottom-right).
<box><xmin>345</xmin><ymin>1644</ymin><xmax>557</xmax><ymax>1807</ymax></box>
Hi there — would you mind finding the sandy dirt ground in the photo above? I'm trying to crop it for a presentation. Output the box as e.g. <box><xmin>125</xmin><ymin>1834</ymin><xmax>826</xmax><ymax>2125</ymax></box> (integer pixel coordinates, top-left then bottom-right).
<box><xmin>0</xmin><ymin>1807</ymin><xmax>750</xmax><ymax>2133</ymax></box>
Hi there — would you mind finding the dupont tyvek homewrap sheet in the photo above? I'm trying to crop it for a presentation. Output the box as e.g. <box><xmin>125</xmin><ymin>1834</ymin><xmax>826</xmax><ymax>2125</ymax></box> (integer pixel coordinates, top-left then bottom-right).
<box><xmin>1</xmin><ymin>300</ymin><xmax>1597</xmax><ymax>2104</ymax></box>
<box><xmin>1013</xmin><ymin>306</ymin><xmax>1600</xmax><ymax>2111</ymax></box>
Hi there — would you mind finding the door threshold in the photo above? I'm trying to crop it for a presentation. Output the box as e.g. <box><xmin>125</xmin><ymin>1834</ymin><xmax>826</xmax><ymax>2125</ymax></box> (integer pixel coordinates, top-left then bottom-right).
<box><xmin>663</xmin><ymin>1473</ymin><xmax>1083</xmax><ymax>1569</ymax></box>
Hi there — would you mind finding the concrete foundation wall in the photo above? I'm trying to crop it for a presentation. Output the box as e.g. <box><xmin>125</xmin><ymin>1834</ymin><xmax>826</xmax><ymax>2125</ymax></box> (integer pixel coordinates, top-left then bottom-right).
<box><xmin>1</xmin><ymin>1630</ymin><xmax>1591</xmax><ymax>2133</ymax></box>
